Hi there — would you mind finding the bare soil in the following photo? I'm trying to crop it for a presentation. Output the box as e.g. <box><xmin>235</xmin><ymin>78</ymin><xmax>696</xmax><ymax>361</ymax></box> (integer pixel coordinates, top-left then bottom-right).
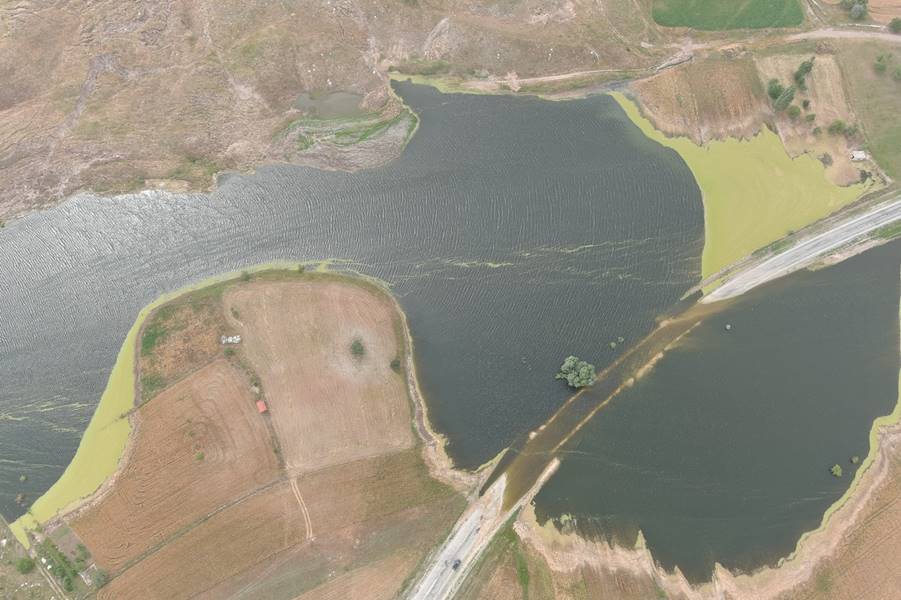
<box><xmin>69</xmin><ymin>359</ymin><xmax>281</xmax><ymax>573</ymax></box>
<box><xmin>0</xmin><ymin>0</ymin><xmax>676</xmax><ymax>222</ymax></box>
<box><xmin>223</xmin><ymin>279</ymin><xmax>415</xmax><ymax>474</ymax></box>
<box><xmin>862</xmin><ymin>0</ymin><xmax>901</xmax><ymax>24</ymax></box>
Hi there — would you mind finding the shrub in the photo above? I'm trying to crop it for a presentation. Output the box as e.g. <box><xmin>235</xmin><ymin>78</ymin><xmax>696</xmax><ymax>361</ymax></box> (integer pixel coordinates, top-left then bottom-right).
<box><xmin>787</xmin><ymin>105</ymin><xmax>801</xmax><ymax>120</ymax></box>
<box><xmin>195</xmin><ymin>451</ymin><xmax>204</xmax><ymax>461</ymax></box>
<box><xmin>805</xmin><ymin>113</ymin><xmax>816</xmax><ymax>123</ymax></box>
<box><xmin>224</xmin><ymin>347</ymin><xmax>235</xmax><ymax>358</ymax></box>
<box><xmin>297</xmin><ymin>264</ymin><xmax>305</xmax><ymax>273</ymax></box>
<box><xmin>830</xmin><ymin>464</ymin><xmax>843</xmax><ymax>477</ymax></box>
<box><xmin>813</xmin><ymin>126</ymin><xmax>822</xmax><ymax>136</ymax></box>
<box><xmin>891</xmin><ymin>17</ymin><xmax>901</xmax><ymax>33</ymax></box>
<box><xmin>820</xmin><ymin>153</ymin><xmax>833</xmax><ymax>167</ymax></box>
<box><xmin>351</xmin><ymin>339</ymin><xmax>365</xmax><ymax>357</ymax></box>
<box><xmin>827</xmin><ymin>120</ymin><xmax>847</xmax><ymax>135</ymax></box>
<box><xmin>875</xmin><ymin>54</ymin><xmax>890</xmax><ymax>74</ymax></box>
<box><xmin>773</xmin><ymin>85</ymin><xmax>796</xmax><ymax>112</ymax></box>
<box><xmin>767</xmin><ymin>79</ymin><xmax>785</xmax><ymax>100</ymax></box>
<box><xmin>850</xmin><ymin>455</ymin><xmax>860</xmax><ymax>464</ymax></box>
<box><xmin>794</xmin><ymin>58</ymin><xmax>815</xmax><ymax>89</ymax></box>
<box><xmin>16</xmin><ymin>557</ymin><xmax>35</xmax><ymax>574</ymax></box>
<box><xmin>240</xmin><ymin>271</ymin><xmax>251</xmax><ymax>282</ymax></box>
<box><xmin>850</xmin><ymin>2</ymin><xmax>867</xmax><ymax>20</ymax></box>
<box><xmin>390</xmin><ymin>357</ymin><xmax>401</xmax><ymax>373</ymax></box>
<box><xmin>92</xmin><ymin>569</ymin><xmax>110</xmax><ymax>589</ymax></box>
<box><xmin>555</xmin><ymin>356</ymin><xmax>597</xmax><ymax>388</ymax></box>
<box><xmin>894</xmin><ymin>67</ymin><xmax>901</xmax><ymax>82</ymax></box>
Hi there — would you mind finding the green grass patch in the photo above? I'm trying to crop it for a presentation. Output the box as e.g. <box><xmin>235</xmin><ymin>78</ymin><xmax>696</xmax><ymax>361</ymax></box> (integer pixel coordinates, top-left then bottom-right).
<box><xmin>141</xmin><ymin>374</ymin><xmax>167</xmax><ymax>400</ymax></box>
<box><xmin>390</xmin><ymin>59</ymin><xmax>451</xmax><ymax>77</ymax></box>
<box><xmin>612</xmin><ymin>93</ymin><xmax>864</xmax><ymax>278</ymax></box>
<box><xmin>838</xmin><ymin>42</ymin><xmax>901</xmax><ymax>181</ymax></box>
<box><xmin>652</xmin><ymin>0</ymin><xmax>803</xmax><ymax>30</ymax></box>
<box><xmin>333</xmin><ymin>113</ymin><xmax>404</xmax><ymax>146</ymax></box>
<box><xmin>875</xmin><ymin>221</ymin><xmax>901</xmax><ymax>240</ymax></box>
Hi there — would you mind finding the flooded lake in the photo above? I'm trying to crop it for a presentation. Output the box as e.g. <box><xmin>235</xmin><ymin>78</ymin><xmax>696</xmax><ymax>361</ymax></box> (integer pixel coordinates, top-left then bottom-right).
<box><xmin>0</xmin><ymin>82</ymin><xmax>703</xmax><ymax>518</ymax></box>
<box><xmin>534</xmin><ymin>240</ymin><xmax>901</xmax><ymax>580</ymax></box>
<box><xmin>3</xmin><ymin>79</ymin><xmax>896</xmax><ymax>580</ymax></box>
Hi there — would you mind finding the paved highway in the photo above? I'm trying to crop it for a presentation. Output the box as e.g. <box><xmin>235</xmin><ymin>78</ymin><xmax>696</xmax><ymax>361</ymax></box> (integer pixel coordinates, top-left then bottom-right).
<box><xmin>704</xmin><ymin>197</ymin><xmax>901</xmax><ymax>303</ymax></box>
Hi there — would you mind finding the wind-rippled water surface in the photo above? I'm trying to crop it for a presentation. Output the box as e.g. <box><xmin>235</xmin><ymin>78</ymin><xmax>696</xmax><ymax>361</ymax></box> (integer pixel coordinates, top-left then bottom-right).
<box><xmin>0</xmin><ymin>82</ymin><xmax>704</xmax><ymax>519</ymax></box>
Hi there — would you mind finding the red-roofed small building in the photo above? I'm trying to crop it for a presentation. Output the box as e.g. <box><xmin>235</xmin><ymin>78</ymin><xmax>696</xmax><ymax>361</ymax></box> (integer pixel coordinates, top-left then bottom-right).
<box><xmin>256</xmin><ymin>400</ymin><xmax>268</xmax><ymax>414</ymax></box>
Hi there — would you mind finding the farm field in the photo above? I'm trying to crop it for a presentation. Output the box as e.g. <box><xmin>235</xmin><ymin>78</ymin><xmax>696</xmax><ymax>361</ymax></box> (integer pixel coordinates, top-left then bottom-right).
<box><xmin>223</xmin><ymin>278</ymin><xmax>415</xmax><ymax>473</ymax></box>
<box><xmin>69</xmin><ymin>359</ymin><xmax>281</xmax><ymax>573</ymax></box>
<box><xmin>652</xmin><ymin>0</ymin><xmax>804</xmax><ymax>30</ymax></box>
<box><xmin>755</xmin><ymin>53</ymin><xmax>862</xmax><ymax>185</ymax></box>
<box><xmin>19</xmin><ymin>270</ymin><xmax>466</xmax><ymax>598</ymax></box>
<box><xmin>836</xmin><ymin>41</ymin><xmax>901</xmax><ymax>181</ymax></box>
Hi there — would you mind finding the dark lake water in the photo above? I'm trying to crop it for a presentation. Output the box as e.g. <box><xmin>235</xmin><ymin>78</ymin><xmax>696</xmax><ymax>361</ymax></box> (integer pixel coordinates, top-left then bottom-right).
<box><xmin>534</xmin><ymin>240</ymin><xmax>901</xmax><ymax>581</ymax></box>
<box><xmin>0</xmin><ymin>82</ymin><xmax>703</xmax><ymax>519</ymax></box>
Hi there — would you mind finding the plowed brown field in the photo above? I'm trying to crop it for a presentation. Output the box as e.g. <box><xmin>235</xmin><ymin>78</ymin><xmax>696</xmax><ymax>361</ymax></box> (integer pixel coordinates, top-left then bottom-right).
<box><xmin>97</xmin><ymin>482</ymin><xmax>305</xmax><ymax>600</ymax></box>
<box><xmin>70</xmin><ymin>359</ymin><xmax>281</xmax><ymax>573</ymax></box>
<box><xmin>223</xmin><ymin>279</ymin><xmax>414</xmax><ymax>473</ymax></box>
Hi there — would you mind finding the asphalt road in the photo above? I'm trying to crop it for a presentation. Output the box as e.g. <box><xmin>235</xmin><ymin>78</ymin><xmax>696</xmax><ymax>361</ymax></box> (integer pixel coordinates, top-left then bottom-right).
<box><xmin>704</xmin><ymin>197</ymin><xmax>901</xmax><ymax>303</ymax></box>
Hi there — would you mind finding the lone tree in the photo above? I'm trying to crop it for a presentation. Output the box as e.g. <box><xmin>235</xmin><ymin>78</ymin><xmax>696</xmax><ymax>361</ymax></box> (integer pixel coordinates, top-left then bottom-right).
<box><xmin>767</xmin><ymin>79</ymin><xmax>785</xmax><ymax>100</ymax></box>
<box><xmin>351</xmin><ymin>339</ymin><xmax>365</xmax><ymax>357</ymax></box>
<box><xmin>891</xmin><ymin>17</ymin><xmax>901</xmax><ymax>33</ymax></box>
<box><xmin>555</xmin><ymin>356</ymin><xmax>597</xmax><ymax>388</ymax></box>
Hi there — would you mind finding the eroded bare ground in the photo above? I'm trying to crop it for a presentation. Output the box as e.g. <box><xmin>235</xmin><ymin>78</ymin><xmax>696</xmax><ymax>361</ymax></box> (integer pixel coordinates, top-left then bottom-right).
<box><xmin>1</xmin><ymin>0</ymin><xmax>743</xmax><ymax>221</ymax></box>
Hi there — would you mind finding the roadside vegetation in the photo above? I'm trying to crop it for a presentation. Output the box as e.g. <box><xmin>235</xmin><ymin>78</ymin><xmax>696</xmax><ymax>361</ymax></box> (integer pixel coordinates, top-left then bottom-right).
<box><xmin>652</xmin><ymin>0</ymin><xmax>803</xmax><ymax>30</ymax></box>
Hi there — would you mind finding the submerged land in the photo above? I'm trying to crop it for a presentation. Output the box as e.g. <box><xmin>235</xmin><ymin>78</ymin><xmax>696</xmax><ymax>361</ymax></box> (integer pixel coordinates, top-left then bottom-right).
<box><xmin>6</xmin><ymin>1</ymin><xmax>901</xmax><ymax>599</ymax></box>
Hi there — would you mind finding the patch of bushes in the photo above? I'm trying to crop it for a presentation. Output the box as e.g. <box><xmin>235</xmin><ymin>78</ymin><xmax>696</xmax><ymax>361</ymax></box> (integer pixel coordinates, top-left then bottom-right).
<box><xmin>555</xmin><ymin>356</ymin><xmax>596</xmax><ymax>388</ymax></box>
<box><xmin>875</xmin><ymin>53</ymin><xmax>891</xmax><ymax>74</ymax></box>
<box><xmin>840</xmin><ymin>0</ymin><xmax>868</xmax><ymax>20</ymax></box>
<box><xmin>16</xmin><ymin>557</ymin><xmax>35</xmax><ymax>574</ymax></box>
<box><xmin>793</xmin><ymin>57</ymin><xmax>815</xmax><ymax>90</ymax></box>
<box><xmin>773</xmin><ymin>85</ymin><xmax>796</xmax><ymax>112</ymax></box>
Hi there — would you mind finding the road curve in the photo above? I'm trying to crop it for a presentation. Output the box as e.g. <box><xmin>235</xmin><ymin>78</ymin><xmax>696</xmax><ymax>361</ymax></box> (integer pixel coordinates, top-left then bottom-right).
<box><xmin>704</xmin><ymin>196</ymin><xmax>901</xmax><ymax>303</ymax></box>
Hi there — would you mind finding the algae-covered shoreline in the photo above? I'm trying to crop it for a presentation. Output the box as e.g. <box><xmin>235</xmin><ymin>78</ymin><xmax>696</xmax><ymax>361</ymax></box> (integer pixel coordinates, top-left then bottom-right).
<box><xmin>611</xmin><ymin>92</ymin><xmax>867</xmax><ymax>279</ymax></box>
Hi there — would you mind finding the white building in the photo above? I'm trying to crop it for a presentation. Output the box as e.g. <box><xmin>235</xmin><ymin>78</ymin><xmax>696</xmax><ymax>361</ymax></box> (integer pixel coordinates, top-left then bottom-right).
<box><xmin>850</xmin><ymin>150</ymin><xmax>868</xmax><ymax>162</ymax></box>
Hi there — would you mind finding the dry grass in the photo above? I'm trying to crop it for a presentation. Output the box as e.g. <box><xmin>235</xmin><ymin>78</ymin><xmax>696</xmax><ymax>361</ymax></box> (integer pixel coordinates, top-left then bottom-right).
<box><xmin>69</xmin><ymin>359</ymin><xmax>281</xmax><ymax>573</ymax></box>
<box><xmin>632</xmin><ymin>53</ymin><xmax>768</xmax><ymax>143</ymax></box>
<box><xmin>223</xmin><ymin>279</ymin><xmax>415</xmax><ymax>474</ymax></box>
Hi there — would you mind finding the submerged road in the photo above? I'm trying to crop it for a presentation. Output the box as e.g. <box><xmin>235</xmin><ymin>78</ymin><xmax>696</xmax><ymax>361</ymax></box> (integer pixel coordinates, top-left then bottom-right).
<box><xmin>704</xmin><ymin>196</ymin><xmax>901</xmax><ymax>303</ymax></box>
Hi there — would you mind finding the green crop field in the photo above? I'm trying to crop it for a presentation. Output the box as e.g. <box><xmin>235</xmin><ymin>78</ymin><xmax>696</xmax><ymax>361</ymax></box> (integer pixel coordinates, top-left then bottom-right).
<box><xmin>652</xmin><ymin>0</ymin><xmax>804</xmax><ymax>30</ymax></box>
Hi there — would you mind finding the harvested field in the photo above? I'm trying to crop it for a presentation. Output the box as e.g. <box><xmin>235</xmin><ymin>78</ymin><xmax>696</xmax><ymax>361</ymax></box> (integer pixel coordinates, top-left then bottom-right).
<box><xmin>223</xmin><ymin>279</ymin><xmax>415</xmax><ymax>473</ymax></box>
<box><xmin>652</xmin><ymin>0</ymin><xmax>804</xmax><ymax>29</ymax></box>
<box><xmin>98</xmin><ymin>482</ymin><xmax>305</xmax><ymax>600</ymax></box>
<box><xmin>858</xmin><ymin>0</ymin><xmax>901</xmax><ymax>24</ymax></box>
<box><xmin>632</xmin><ymin>54</ymin><xmax>768</xmax><ymax>143</ymax></box>
<box><xmin>755</xmin><ymin>53</ymin><xmax>862</xmax><ymax>185</ymax></box>
<box><xmin>70</xmin><ymin>359</ymin><xmax>280</xmax><ymax>573</ymax></box>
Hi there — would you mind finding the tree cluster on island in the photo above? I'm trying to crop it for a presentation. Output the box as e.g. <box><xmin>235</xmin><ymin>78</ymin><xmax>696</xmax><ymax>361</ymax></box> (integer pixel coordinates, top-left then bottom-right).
<box><xmin>555</xmin><ymin>356</ymin><xmax>597</xmax><ymax>388</ymax></box>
